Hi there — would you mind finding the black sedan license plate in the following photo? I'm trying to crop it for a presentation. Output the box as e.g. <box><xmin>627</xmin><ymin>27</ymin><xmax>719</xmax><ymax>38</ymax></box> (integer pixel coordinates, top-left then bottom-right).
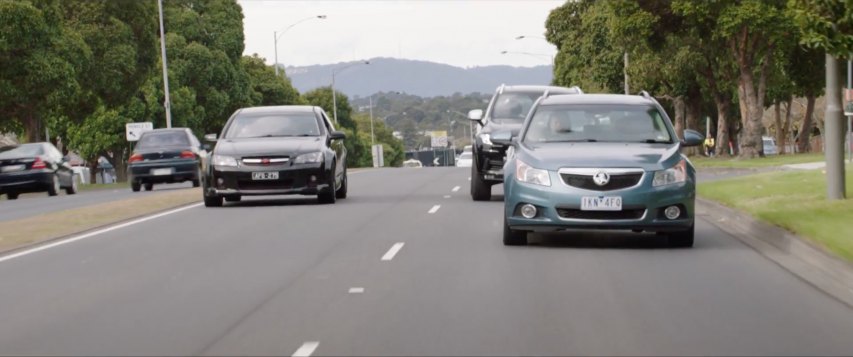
<box><xmin>252</xmin><ymin>172</ymin><xmax>279</xmax><ymax>180</ymax></box>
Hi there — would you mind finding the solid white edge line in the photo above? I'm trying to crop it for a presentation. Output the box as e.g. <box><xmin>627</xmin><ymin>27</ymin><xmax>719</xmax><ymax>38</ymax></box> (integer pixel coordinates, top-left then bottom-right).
<box><xmin>292</xmin><ymin>341</ymin><xmax>320</xmax><ymax>357</ymax></box>
<box><xmin>428</xmin><ymin>205</ymin><xmax>441</xmax><ymax>214</ymax></box>
<box><xmin>381</xmin><ymin>242</ymin><xmax>405</xmax><ymax>261</ymax></box>
<box><xmin>443</xmin><ymin>195</ymin><xmax>451</xmax><ymax>199</ymax></box>
<box><xmin>0</xmin><ymin>202</ymin><xmax>203</xmax><ymax>264</ymax></box>
<box><xmin>452</xmin><ymin>186</ymin><xmax>460</xmax><ymax>192</ymax></box>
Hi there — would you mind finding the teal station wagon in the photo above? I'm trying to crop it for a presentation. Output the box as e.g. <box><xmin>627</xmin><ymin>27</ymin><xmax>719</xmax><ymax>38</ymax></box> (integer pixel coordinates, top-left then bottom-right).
<box><xmin>500</xmin><ymin>92</ymin><xmax>704</xmax><ymax>247</ymax></box>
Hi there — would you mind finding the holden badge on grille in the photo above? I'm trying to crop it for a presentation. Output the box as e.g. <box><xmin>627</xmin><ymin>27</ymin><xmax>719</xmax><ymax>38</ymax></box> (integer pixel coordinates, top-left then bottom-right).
<box><xmin>593</xmin><ymin>171</ymin><xmax>610</xmax><ymax>186</ymax></box>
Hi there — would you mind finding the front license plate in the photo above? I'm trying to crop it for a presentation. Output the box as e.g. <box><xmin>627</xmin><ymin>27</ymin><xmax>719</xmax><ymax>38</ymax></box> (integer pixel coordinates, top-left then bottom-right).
<box><xmin>581</xmin><ymin>196</ymin><xmax>622</xmax><ymax>211</ymax></box>
<box><xmin>151</xmin><ymin>168</ymin><xmax>173</xmax><ymax>176</ymax></box>
<box><xmin>1</xmin><ymin>165</ymin><xmax>24</xmax><ymax>173</ymax></box>
<box><xmin>252</xmin><ymin>172</ymin><xmax>279</xmax><ymax>180</ymax></box>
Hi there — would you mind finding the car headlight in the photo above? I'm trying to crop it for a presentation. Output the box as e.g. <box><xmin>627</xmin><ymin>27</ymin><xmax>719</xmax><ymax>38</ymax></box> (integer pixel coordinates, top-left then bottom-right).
<box><xmin>294</xmin><ymin>152</ymin><xmax>323</xmax><ymax>164</ymax></box>
<box><xmin>515</xmin><ymin>159</ymin><xmax>551</xmax><ymax>186</ymax></box>
<box><xmin>653</xmin><ymin>159</ymin><xmax>687</xmax><ymax>187</ymax></box>
<box><xmin>480</xmin><ymin>133</ymin><xmax>492</xmax><ymax>145</ymax></box>
<box><xmin>212</xmin><ymin>154</ymin><xmax>238</xmax><ymax>167</ymax></box>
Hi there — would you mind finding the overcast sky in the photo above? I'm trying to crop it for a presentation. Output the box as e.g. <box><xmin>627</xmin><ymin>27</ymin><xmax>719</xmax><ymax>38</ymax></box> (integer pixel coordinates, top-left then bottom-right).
<box><xmin>238</xmin><ymin>0</ymin><xmax>563</xmax><ymax>69</ymax></box>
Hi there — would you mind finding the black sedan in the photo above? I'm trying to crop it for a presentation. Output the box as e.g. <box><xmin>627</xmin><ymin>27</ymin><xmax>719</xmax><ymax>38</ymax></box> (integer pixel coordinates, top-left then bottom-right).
<box><xmin>128</xmin><ymin>128</ymin><xmax>206</xmax><ymax>192</ymax></box>
<box><xmin>202</xmin><ymin>105</ymin><xmax>347</xmax><ymax>206</ymax></box>
<box><xmin>0</xmin><ymin>142</ymin><xmax>78</xmax><ymax>199</ymax></box>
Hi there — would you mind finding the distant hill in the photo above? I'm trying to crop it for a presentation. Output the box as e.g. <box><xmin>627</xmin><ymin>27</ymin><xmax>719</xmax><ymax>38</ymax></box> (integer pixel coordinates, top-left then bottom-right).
<box><xmin>284</xmin><ymin>57</ymin><xmax>552</xmax><ymax>98</ymax></box>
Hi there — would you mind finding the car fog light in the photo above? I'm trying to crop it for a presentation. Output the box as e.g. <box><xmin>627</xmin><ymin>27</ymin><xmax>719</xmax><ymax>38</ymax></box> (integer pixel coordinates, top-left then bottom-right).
<box><xmin>216</xmin><ymin>178</ymin><xmax>225</xmax><ymax>188</ymax></box>
<box><xmin>310</xmin><ymin>175</ymin><xmax>317</xmax><ymax>182</ymax></box>
<box><xmin>520</xmin><ymin>204</ymin><xmax>537</xmax><ymax>219</ymax></box>
<box><xmin>664</xmin><ymin>205</ymin><xmax>681</xmax><ymax>220</ymax></box>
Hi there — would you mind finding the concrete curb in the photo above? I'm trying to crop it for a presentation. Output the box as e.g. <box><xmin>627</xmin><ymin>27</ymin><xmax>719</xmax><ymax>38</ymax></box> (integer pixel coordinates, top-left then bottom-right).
<box><xmin>697</xmin><ymin>197</ymin><xmax>853</xmax><ymax>308</ymax></box>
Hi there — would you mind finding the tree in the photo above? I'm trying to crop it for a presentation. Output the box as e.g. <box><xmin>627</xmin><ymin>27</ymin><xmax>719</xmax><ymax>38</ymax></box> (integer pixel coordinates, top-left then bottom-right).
<box><xmin>304</xmin><ymin>87</ymin><xmax>370</xmax><ymax>167</ymax></box>
<box><xmin>241</xmin><ymin>54</ymin><xmax>304</xmax><ymax>106</ymax></box>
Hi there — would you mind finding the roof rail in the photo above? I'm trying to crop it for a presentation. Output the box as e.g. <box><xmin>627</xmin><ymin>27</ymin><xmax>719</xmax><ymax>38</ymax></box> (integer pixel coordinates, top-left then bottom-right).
<box><xmin>498</xmin><ymin>84</ymin><xmax>506</xmax><ymax>95</ymax></box>
<box><xmin>639</xmin><ymin>90</ymin><xmax>652</xmax><ymax>99</ymax></box>
<box><xmin>570</xmin><ymin>86</ymin><xmax>584</xmax><ymax>94</ymax></box>
<box><xmin>542</xmin><ymin>89</ymin><xmax>551</xmax><ymax>98</ymax></box>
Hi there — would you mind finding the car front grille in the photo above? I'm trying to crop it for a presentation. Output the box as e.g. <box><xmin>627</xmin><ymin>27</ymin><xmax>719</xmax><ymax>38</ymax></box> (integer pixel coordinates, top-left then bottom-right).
<box><xmin>560</xmin><ymin>173</ymin><xmax>643</xmax><ymax>191</ymax></box>
<box><xmin>556</xmin><ymin>208</ymin><xmax>646</xmax><ymax>220</ymax></box>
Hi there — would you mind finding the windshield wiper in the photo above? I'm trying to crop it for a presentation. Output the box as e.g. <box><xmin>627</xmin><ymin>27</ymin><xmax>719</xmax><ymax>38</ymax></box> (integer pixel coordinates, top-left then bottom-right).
<box><xmin>642</xmin><ymin>139</ymin><xmax>672</xmax><ymax>144</ymax></box>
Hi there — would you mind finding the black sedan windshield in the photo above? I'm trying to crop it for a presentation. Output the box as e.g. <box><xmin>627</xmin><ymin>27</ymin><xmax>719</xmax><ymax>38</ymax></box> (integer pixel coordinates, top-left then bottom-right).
<box><xmin>523</xmin><ymin>104</ymin><xmax>673</xmax><ymax>144</ymax></box>
<box><xmin>225</xmin><ymin>114</ymin><xmax>321</xmax><ymax>139</ymax></box>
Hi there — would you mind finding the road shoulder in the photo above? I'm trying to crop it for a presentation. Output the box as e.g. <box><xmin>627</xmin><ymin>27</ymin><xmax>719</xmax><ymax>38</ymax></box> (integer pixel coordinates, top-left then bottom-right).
<box><xmin>697</xmin><ymin>197</ymin><xmax>853</xmax><ymax>308</ymax></box>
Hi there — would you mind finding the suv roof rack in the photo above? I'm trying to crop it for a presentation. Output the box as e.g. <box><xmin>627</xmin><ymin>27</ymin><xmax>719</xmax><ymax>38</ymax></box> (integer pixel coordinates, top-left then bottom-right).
<box><xmin>639</xmin><ymin>90</ymin><xmax>652</xmax><ymax>99</ymax></box>
<box><xmin>570</xmin><ymin>86</ymin><xmax>584</xmax><ymax>94</ymax></box>
<box><xmin>498</xmin><ymin>84</ymin><xmax>506</xmax><ymax>95</ymax></box>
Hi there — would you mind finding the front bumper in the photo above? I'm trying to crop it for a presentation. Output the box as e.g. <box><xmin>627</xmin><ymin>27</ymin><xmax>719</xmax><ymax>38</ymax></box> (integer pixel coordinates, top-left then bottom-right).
<box><xmin>505</xmin><ymin>171</ymin><xmax>695</xmax><ymax>232</ymax></box>
<box><xmin>129</xmin><ymin>159</ymin><xmax>199</xmax><ymax>183</ymax></box>
<box><xmin>205</xmin><ymin>163</ymin><xmax>330</xmax><ymax>197</ymax></box>
<box><xmin>0</xmin><ymin>170</ymin><xmax>53</xmax><ymax>193</ymax></box>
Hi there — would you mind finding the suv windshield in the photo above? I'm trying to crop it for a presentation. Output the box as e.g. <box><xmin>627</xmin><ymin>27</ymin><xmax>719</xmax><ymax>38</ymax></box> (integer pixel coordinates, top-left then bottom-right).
<box><xmin>225</xmin><ymin>114</ymin><xmax>320</xmax><ymax>139</ymax></box>
<box><xmin>137</xmin><ymin>132</ymin><xmax>190</xmax><ymax>148</ymax></box>
<box><xmin>0</xmin><ymin>144</ymin><xmax>43</xmax><ymax>159</ymax></box>
<box><xmin>489</xmin><ymin>92</ymin><xmax>543</xmax><ymax>123</ymax></box>
<box><xmin>523</xmin><ymin>104</ymin><xmax>673</xmax><ymax>144</ymax></box>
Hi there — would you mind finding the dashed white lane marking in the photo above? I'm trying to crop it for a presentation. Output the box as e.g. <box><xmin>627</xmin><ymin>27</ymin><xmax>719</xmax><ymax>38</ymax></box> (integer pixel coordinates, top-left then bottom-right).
<box><xmin>468</xmin><ymin>177</ymin><xmax>471</xmax><ymax>181</ymax></box>
<box><xmin>0</xmin><ymin>202</ymin><xmax>203</xmax><ymax>264</ymax></box>
<box><xmin>381</xmin><ymin>242</ymin><xmax>405</xmax><ymax>261</ymax></box>
<box><xmin>443</xmin><ymin>195</ymin><xmax>451</xmax><ymax>199</ymax></box>
<box><xmin>452</xmin><ymin>186</ymin><xmax>460</xmax><ymax>192</ymax></box>
<box><xmin>428</xmin><ymin>205</ymin><xmax>441</xmax><ymax>214</ymax></box>
<box><xmin>348</xmin><ymin>287</ymin><xmax>365</xmax><ymax>294</ymax></box>
<box><xmin>292</xmin><ymin>341</ymin><xmax>319</xmax><ymax>357</ymax></box>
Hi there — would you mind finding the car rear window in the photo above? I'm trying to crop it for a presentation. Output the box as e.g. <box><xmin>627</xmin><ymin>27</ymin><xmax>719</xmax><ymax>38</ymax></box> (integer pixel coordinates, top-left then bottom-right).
<box><xmin>224</xmin><ymin>113</ymin><xmax>321</xmax><ymax>139</ymax></box>
<box><xmin>136</xmin><ymin>132</ymin><xmax>190</xmax><ymax>149</ymax></box>
<box><xmin>0</xmin><ymin>144</ymin><xmax>44</xmax><ymax>159</ymax></box>
<box><xmin>523</xmin><ymin>104</ymin><xmax>673</xmax><ymax>144</ymax></box>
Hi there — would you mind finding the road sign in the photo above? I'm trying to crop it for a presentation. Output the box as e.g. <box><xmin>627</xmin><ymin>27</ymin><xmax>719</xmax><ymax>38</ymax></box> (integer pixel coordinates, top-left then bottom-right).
<box><xmin>126</xmin><ymin>122</ymin><xmax>153</xmax><ymax>141</ymax></box>
<box><xmin>846</xmin><ymin>90</ymin><xmax>853</xmax><ymax>116</ymax></box>
<box><xmin>429</xmin><ymin>130</ymin><xmax>448</xmax><ymax>148</ymax></box>
<box><xmin>433</xmin><ymin>157</ymin><xmax>440</xmax><ymax>166</ymax></box>
<box><xmin>371</xmin><ymin>144</ymin><xmax>384</xmax><ymax>168</ymax></box>
<box><xmin>845</xmin><ymin>102</ymin><xmax>853</xmax><ymax>117</ymax></box>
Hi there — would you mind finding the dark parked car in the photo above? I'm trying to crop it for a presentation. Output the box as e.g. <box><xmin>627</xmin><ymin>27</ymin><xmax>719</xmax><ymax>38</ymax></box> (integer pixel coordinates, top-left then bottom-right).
<box><xmin>469</xmin><ymin>84</ymin><xmax>583</xmax><ymax>201</ymax></box>
<box><xmin>202</xmin><ymin>105</ymin><xmax>348</xmax><ymax>207</ymax></box>
<box><xmin>0</xmin><ymin>142</ymin><xmax>78</xmax><ymax>199</ymax></box>
<box><xmin>128</xmin><ymin>128</ymin><xmax>206</xmax><ymax>192</ymax></box>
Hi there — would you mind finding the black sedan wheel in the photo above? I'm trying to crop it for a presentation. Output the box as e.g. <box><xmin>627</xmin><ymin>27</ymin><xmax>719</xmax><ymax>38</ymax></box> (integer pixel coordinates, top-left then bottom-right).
<box><xmin>204</xmin><ymin>194</ymin><xmax>223</xmax><ymax>207</ymax></box>
<box><xmin>47</xmin><ymin>174</ymin><xmax>60</xmax><ymax>196</ymax></box>
<box><xmin>144</xmin><ymin>183</ymin><xmax>154</xmax><ymax>191</ymax></box>
<box><xmin>318</xmin><ymin>166</ymin><xmax>337</xmax><ymax>204</ymax></box>
<box><xmin>335</xmin><ymin>167</ymin><xmax>348</xmax><ymax>199</ymax></box>
<box><xmin>131</xmin><ymin>181</ymin><xmax>141</xmax><ymax>192</ymax></box>
<box><xmin>6</xmin><ymin>192</ymin><xmax>19</xmax><ymax>200</ymax></box>
<box><xmin>65</xmin><ymin>176</ymin><xmax>78</xmax><ymax>195</ymax></box>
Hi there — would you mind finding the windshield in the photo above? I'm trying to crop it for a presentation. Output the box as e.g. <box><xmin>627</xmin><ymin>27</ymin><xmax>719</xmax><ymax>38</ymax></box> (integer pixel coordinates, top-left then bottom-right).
<box><xmin>522</xmin><ymin>104</ymin><xmax>673</xmax><ymax>144</ymax></box>
<box><xmin>489</xmin><ymin>92</ymin><xmax>543</xmax><ymax>122</ymax></box>
<box><xmin>136</xmin><ymin>132</ymin><xmax>190</xmax><ymax>149</ymax></box>
<box><xmin>0</xmin><ymin>144</ymin><xmax>44</xmax><ymax>159</ymax></box>
<box><xmin>225</xmin><ymin>114</ymin><xmax>320</xmax><ymax>139</ymax></box>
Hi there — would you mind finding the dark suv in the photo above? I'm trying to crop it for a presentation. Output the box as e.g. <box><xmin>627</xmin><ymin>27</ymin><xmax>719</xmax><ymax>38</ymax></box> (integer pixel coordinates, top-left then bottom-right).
<box><xmin>128</xmin><ymin>128</ymin><xmax>207</xmax><ymax>192</ymax></box>
<box><xmin>468</xmin><ymin>84</ymin><xmax>582</xmax><ymax>201</ymax></box>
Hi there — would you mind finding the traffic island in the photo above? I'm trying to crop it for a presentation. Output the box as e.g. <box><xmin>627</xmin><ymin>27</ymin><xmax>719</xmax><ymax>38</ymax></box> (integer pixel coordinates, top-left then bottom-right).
<box><xmin>0</xmin><ymin>188</ymin><xmax>201</xmax><ymax>254</ymax></box>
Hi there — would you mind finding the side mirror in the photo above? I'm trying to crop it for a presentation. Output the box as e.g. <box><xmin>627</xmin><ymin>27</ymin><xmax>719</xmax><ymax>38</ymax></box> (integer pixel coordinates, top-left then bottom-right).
<box><xmin>204</xmin><ymin>133</ymin><xmax>218</xmax><ymax>142</ymax></box>
<box><xmin>468</xmin><ymin>109</ymin><xmax>484</xmax><ymax>121</ymax></box>
<box><xmin>491</xmin><ymin>131</ymin><xmax>513</xmax><ymax>146</ymax></box>
<box><xmin>330</xmin><ymin>131</ymin><xmax>346</xmax><ymax>140</ymax></box>
<box><xmin>681</xmin><ymin>129</ymin><xmax>704</xmax><ymax>147</ymax></box>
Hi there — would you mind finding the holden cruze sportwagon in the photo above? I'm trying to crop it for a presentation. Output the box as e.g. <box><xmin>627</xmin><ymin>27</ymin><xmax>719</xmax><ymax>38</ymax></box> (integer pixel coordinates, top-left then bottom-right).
<box><xmin>501</xmin><ymin>92</ymin><xmax>704</xmax><ymax>247</ymax></box>
<box><xmin>202</xmin><ymin>105</ymin><xmax>347</xmax><ymax>207</ymax></box>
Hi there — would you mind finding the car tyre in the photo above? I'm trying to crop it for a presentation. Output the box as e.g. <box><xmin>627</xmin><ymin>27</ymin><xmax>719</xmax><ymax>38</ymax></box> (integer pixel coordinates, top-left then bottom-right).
<box><xmin>144</xmin><ymin>183</ymin><xmax>154</xmax><ymax>191</ymax></box>
<box><xmin>335</xmin><ymin>166</ymin><xmax>348</xmax><ymax>199</ymax></box>
<box><xmin>503</xmin><ymin>216</ymin><xmax>527</xmax><ymax>246</ymax></box>
<box><xmin>318</xmin><ymin>166</ymin><xmax>337</xmax><ymax>204</ymax></box>
<box><xmin>668</xmin><ymin>224</ymin><xmax>694</xmax><ymax>248</ymax></box>
<box><xmin>131</xmin><ymin>181</ymin><xmax>141</xmax><ymax>192</ymax></box>
<box><xmin>47</xmin><ymin>174</ymin><xmax>60</xmax><ymax>196</ymax></box>
<box><xmin>470</xmin><ymin>163</ymin><xmax>491</xmax><ymax>201</ymax></box>
<box><xmin>204</xmin><ymin>194</ymin><xmax>223</xmax><ymax>207</ymax></box>
<box><xmin>65</xmin><ymin>175</ymin><xmax>78</xmax><ymax>195</ymax></box>
<box><xmin>7</xmin><ymin>192</ymin><xmax>19</xmax><ymax>200</ymax></box>
<box><xmin>192</xmin><ymin>168</ymin><xmax>201</xmax><ymax>187</ymax></box>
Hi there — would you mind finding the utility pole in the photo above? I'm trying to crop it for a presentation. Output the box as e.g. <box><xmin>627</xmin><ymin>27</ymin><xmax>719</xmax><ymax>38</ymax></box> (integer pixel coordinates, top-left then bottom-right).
<box><xmin>623</xmin><ymin>51</ymin><xmax>630</xmax><ymax>95</ymax></box>
<box><xmin>157</xmin><ymin>0</ymin><xmax>172</xmax><ymax>128</ymax></box>
<box><xmin>847</xmin><ymin>58</ymin><xmax>852</xmax><ymax>163</ymax></box>
<box><xmin>825</xmin><ymin>54</ymin><xmax>846</xmax><ymax>200</ymax></box>
<box><xmin>273</xmin><ymin>31</ymin><xmax>279</xmax><ymax>76</ymax></box>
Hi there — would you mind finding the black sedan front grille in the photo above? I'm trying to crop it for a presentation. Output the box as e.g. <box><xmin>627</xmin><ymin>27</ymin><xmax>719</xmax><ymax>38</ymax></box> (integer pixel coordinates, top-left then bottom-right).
<box><xmin>560</xmin><ymin>173</ymin><xmax>643</xmax><ymax>191</ymax></box>
<box><xmin>556</xmin><ymin>208</ymin><xmax>646</xmax><ymax>220</ymax></box>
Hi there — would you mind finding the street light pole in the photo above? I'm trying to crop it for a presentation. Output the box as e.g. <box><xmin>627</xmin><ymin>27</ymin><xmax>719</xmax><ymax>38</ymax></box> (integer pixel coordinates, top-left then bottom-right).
<box><xmin>331</xmin><ymin>60</ymin><xmax>370</xmax><ymax>124</ymax></box>
<box><xmin>273</xmin><ymin>15</ymin><xmax>326</xmax><ymax>77</ymax></box>
<box><xmin>157</xmin><ymin>0</ymin><xmax>172</xmax><ymax>128</ymax></box>
<box><xmin>825</xmin><ymin>53</ymin><xmax>846</xmax><ymax>200</ymax></box>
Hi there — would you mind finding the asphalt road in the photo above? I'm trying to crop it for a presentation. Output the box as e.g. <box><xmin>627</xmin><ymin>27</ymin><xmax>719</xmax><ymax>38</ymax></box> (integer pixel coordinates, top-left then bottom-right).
<box><xmin>0</xmin><ymin>182</ymin><xmax>194</xmax><ymax>222</ymax></box>
<box><xmin>1</xmin><ymin>167</ymin><xmax>852</xmax><ymax>356</ymax></box>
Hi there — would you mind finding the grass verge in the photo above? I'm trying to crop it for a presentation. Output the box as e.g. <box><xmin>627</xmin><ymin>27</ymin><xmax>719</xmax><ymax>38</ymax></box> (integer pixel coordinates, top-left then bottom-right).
<box><xmin>691</xmin><ymin>153</ymin><xmax>825</xmax><ymax>169</ymax></box>
<box><xmin>698</xmin><ymin>167</ymin><xmax>853</xmax><ymax>261</ymax></box>
<box><xmin>0</xmin><ymin>188</ymin><xmax>200</xmax><ymax>253</ymax></box>
<box><xmin>77</xmin><ymin>182</ymin><xmax>126</xmax><ymax>192</ymax></box>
